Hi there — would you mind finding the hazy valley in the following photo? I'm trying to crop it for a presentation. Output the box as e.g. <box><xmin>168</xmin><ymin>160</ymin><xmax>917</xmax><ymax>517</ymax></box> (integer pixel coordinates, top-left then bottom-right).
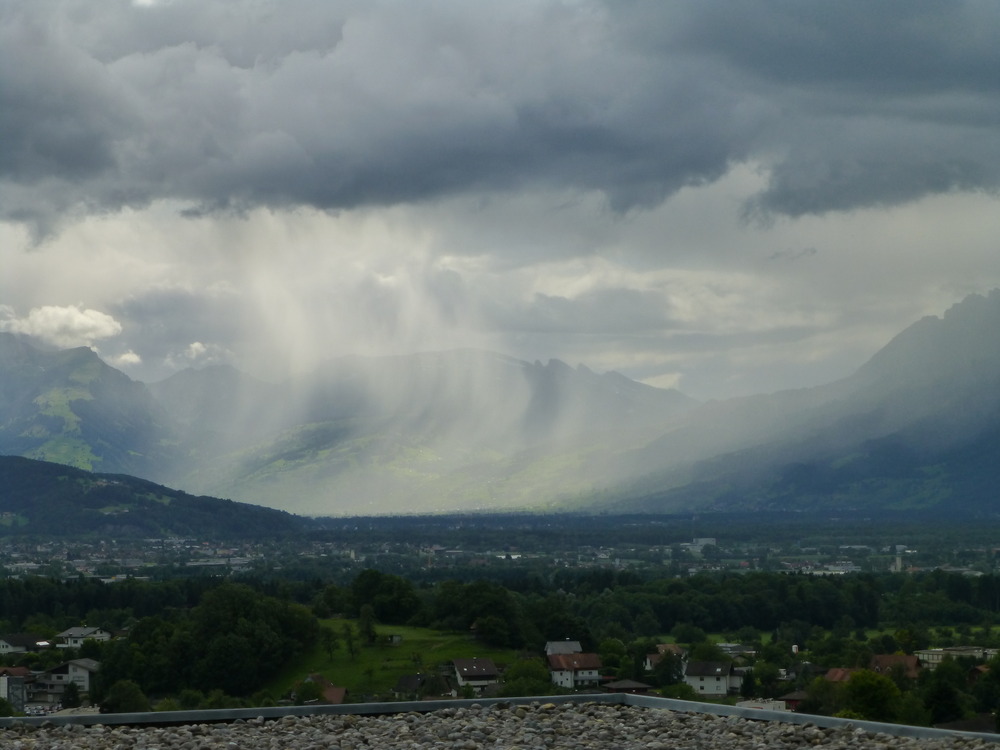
<box><xmin>2</xmin><ymin>291</ymin><xmax>999</xmax><ymax>519</ymax></box>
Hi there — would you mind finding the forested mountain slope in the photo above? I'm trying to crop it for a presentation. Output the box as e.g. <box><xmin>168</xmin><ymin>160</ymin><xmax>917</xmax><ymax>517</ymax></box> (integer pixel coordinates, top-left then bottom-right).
<box><xmin>0</xmin><ymin>455</ymin><xmax>307</xmax><ymax>537</ymax></box>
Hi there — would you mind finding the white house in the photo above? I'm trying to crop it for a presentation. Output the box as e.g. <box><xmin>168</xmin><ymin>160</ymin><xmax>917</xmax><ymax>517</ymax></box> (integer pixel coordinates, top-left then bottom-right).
<box><xmin>32</xmin><ymin>659</ymin><xmax>100</xmax><ymax>704</ymax></box>
<box><xmin>0</xmin><ymin>633</ymin><xmax>47</xmax><ymax>656</ymax></box>
<box><xmin>683</xmin><ymin>661</ymin><xmax>733</xmax><ymax>697</ymax></box>
<box><xmin>548</xmin><ymin>653</ymin><xmax>602</xmax><ymax>689</ymax></box>
<box><xmin>56</xmin><ymin>627</ymin><xmax>111</xmax><ymax>649</ymax></box>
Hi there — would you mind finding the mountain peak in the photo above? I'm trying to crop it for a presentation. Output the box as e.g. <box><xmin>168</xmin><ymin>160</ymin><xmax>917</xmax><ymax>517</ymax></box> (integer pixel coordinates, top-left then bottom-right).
<box><xmin>0</xmin><ymin>334</ymin><xmax>178</xmax><ymax>478</ymax></box>
<box><xmin>855</xmin><ymin>289</ymin><xmax>1000</xmax><ymax>385</ymax></box>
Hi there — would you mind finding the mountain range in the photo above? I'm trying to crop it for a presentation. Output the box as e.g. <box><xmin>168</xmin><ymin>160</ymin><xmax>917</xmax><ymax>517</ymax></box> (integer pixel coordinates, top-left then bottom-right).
<box><xmin>610</xmin><ymin>290</ymin><xmax>1000</xmax><ymax>516</ymax></box>
<box><xmin>2</xmin><ymin>290</ymin><xmax>999</xmax><ymax>517</ymax></box>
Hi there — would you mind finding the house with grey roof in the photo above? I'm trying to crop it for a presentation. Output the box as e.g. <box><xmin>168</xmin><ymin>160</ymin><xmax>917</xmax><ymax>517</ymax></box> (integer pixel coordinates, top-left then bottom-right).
<box><xmin>545</xmin><ymin>640</ymin><xmax>583</xmax><ymax>656</ymax></box>
<box><xmin>683</xmin><ymin>661</ymin><xmax>734</xmax><ymax>697</ymax></box>
<box><xmin>55</xmin><ymin>627</ymin><xmax>111</xmax><ymax>649</ymax></box>
<box><xmin>31</xmin><ymin>659</ymin><xmax>100</xmax><ymax>704</ymax></box>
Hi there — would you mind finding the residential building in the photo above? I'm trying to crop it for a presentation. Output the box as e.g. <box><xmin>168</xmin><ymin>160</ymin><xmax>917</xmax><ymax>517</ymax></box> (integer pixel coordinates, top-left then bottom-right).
<box><xmin>683</xmin><ymin>661</ymin><xmax>733</xmax><ymax>697</ymax></box>
<box><xmin>55</xmin><ymin>627</ymin><xmax>111</xmax><ymax>649</ymax></box>
<box><xmin>916</xmin><ymin>647</ymin><xmax>999</xmax><ymax>670</ymax></box>
<box><xmin>452</xmin><ymin>658</ymin><xmax>499</xmax><ymax>693</ymax></box>
<box><xmin>0</xmin><ymin>633</ymin><xmax>47</xmax><ymax>656</ymax></box>
<box><xmin>548</xmin><ymin>653</ymin><xmax>602</xmax><ymax>690</ymax></box>
<box><xmin>31</xmin><ymin>659</ymin><xmax>100</xmax><ymax>704</ymax></box>
<box><xmin>0</xmin><ymin>667</ymin><xmax>31</xmax><ymax>713</ymax></box>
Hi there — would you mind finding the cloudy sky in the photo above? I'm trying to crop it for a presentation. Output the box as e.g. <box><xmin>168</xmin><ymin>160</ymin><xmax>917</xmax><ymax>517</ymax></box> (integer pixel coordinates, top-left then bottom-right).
<box><xmin>2</xmin><ymin>0</ymin><xmax>999</xmax><ymax>401</ymax></box>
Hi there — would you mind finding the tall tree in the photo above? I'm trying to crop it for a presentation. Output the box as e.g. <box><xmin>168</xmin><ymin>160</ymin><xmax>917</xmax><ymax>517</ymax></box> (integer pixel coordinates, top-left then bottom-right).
<box><xmin>842</xmin><ymin>670</ymin><xmax>900</xmax><ymax>722</ymax></box>
<box><xmin>358</xmin><ymin>604</ymin><xmax>378</xmax><ymax>645</ymax></box>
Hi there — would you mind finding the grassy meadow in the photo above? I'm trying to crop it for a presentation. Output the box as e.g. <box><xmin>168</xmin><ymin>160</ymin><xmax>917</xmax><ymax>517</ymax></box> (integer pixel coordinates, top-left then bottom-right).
<box><xmin>267</xmin><ymin>619</ymin><xmax>523</xmax><ymax>701</ymax></box>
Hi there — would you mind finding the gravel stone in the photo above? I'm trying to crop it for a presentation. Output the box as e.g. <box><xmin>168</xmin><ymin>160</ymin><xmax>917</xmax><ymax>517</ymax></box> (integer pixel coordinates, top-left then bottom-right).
<box><xmin>1</xmin><ymin>704</ymin><xmax>994</xmax><ymax>750</ymax></box>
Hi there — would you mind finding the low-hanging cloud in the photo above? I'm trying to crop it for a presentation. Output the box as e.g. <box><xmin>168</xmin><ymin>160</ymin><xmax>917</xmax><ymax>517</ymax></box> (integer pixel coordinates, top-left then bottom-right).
<box><xmin>0</xmin><ymin>304</ymin><xmax>123</xmax><ymax>348</ymax></box>
<box><xmin>3</xmin><ymin>1</ymin><xmax>999</xmax><ymax>241</ymax></box>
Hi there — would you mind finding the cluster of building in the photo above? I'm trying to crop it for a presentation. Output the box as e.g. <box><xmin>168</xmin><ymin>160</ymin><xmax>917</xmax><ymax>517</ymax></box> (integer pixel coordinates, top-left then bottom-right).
<box><xmin>391</xmin><ymin>640</ymin><xmax>758</xmax><ymax>703</ymax></box>
<box><xmin>0</xmin><ymin>627</ymin><xmax>108</xmax><ymax>713</ymax></box>
<box><xmin>387</xmin><ymin>640</ymin><xmax>1000</xmax><ymax>713</ymax></box>
<box><xmin>0</xmin><ymin>537</ymin><xmax>265</xmax><ymax>579</ymax></box>
<box><xmin>392</xmin><ymin>646</ymin><xmax>640</xmax><ymax>701</ymax></box>
<box><xmin>1</xmin><ymin>529</ymin><xmax>995</xmax><ymax>582</ymax></box>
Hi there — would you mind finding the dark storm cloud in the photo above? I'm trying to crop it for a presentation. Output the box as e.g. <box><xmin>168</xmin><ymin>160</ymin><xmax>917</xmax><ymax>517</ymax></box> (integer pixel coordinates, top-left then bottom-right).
<box><xmin>668</xmin><ymin>0</ymin><xmax>1000</xmax><ymax>95</ymax></box>
<box><xmin>665</xmin><ymin>0</ymin><xmax>1000</xmax><ymax>217</ymax></box>
<box><xmin>2</xmin><ymin>0</ymin><xmax>998</xmax><ymax>239</ymax></box>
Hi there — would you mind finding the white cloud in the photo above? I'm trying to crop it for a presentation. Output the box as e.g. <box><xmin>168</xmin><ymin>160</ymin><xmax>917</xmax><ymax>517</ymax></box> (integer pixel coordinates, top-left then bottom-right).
<box><xmin>186</xmin><ymin>341</ymin><xmax>208</xmax><ymax>359</ymax></box>
<box><xmin>108</xmin><ymin>349</ymin><xmax>143</xmax><ymax>367</ymax></box>
<box><xmin>0</xmin><ymin>305</ymin><xmax>122</xmax><ymax>348</ymax></box>
<box><xmin>163</xmin><ymin>340</ymin><xmax>233</xmax><ymax>370</ymax></box>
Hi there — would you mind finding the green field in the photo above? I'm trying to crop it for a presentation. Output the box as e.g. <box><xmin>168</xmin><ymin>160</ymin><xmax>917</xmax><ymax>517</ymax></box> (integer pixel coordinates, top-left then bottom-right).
<box><xmin>267</xmin><ymin>619</ymin><xmax>523</xmax><ymax>701</ymax></box>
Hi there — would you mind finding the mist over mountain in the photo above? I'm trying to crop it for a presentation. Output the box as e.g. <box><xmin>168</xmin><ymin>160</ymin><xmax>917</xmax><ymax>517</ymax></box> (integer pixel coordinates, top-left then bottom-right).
<box><xmin>155</xmin><ymin>350</ymin><xmax>696</xmax><ymax>514</ymax></box>
<box><xmin>0</xmin><ymin>336</ymin><xmax>695</xmax><ymax>514</ymax></box>
<box><xmin>2</xmin><ymin>291</ymin><xmax>998</xmax><ymax>517</ymax></box>
<box><xmin>613</xmin><ymin>290</ymin><xmax>1000</xmax><ymax>515</ymax></box>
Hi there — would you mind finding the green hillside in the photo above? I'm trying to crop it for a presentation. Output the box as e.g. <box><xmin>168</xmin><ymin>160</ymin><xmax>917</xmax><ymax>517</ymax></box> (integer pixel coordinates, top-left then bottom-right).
<box><xmin>270</xmin><ymin>618</ymin><xmax>523</xmax><ymax>700</ymax></box>
<box><xmin>0</xmin><ymin>333</ymin><xmax>182</xmax><ymax>479</ymax></box>
<box><xmin>0</xmin><ymin>455</ymin><xmax>309</xmax><ymax>538</ymax></box>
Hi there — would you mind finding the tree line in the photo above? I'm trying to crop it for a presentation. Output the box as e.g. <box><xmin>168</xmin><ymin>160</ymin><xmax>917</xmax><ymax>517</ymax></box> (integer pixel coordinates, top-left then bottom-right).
<box><xmin>7</xmin><ymin>567</ymin><xmax>1000</xmax><ymax>710</ymax></box>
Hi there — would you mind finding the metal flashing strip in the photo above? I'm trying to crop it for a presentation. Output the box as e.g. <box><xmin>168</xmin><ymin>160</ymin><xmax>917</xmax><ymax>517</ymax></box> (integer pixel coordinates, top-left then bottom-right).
<box><xmin>1</xmin><ymin>693</ymin><xmax>997</xmax><ymax>742</ymax></box>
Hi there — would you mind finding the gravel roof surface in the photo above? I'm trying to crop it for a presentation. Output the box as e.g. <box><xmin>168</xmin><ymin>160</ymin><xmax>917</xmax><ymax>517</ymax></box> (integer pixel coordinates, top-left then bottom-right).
<box><xmin>3</xmin><ymin>701</ymin><xmax>996</xmax><ymax>750</ymax></box>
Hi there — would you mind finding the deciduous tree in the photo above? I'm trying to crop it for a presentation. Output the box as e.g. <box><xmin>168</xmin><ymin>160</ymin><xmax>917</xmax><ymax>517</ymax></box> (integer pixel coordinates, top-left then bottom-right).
<box><xmin>842</xmin><ymin>670</ymin><xmax>900</xmax><ymax>722</ymax></box>
<box><xmin>101</xmin><ymin>680</ymin><xmax>150</xmax><ymax>714</ymax></box>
